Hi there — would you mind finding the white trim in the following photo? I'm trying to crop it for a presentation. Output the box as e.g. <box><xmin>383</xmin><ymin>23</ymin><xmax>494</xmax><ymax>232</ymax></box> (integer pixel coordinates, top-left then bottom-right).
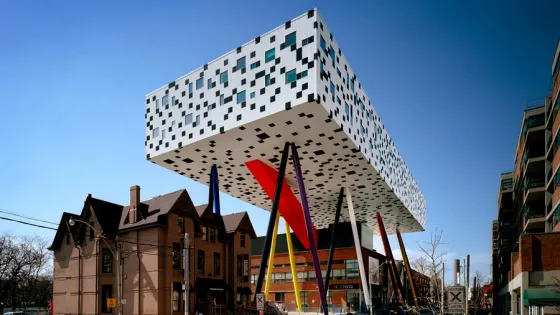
<box><xmin>345</xmin><ymin>187</ymin><xmax>371</xmax><ymax>308</ymax></box>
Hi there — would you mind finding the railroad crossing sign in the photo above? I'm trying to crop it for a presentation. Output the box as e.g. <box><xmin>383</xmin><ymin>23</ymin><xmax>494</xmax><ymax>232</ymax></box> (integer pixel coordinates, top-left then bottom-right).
<box><xmin>447</xmin><ymin>286</ymin><xmax>465</xmax><ymax>314</ymax></box>
<box><xmin>256</xmin><ymin>293</ymin><xmax>265</xmax><ymax>311</ymax></box>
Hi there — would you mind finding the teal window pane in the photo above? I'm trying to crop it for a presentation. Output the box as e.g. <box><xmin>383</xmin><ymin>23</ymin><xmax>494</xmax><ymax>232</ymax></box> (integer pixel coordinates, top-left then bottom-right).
<box><xmin>237</xmin><ymin>90</ymin><xmax>246</xmax><ymax>104</ymax></box>
<box><xmin>350</xmin><ymin>80</ymin><xmax>355</xmax><ymax>92</ymax></box>
<box><xmin>330</xmin><ymin>82</ymin><xmax>335</xmax><ymax>95</ymax></box>
<box><xmin>347</xmin><ymin>74</ymin><xmax>349</xmax><ymax>85</ymax></box>
<box><xmin>250</xmin><ymin>92</ymin><xmax>255</xmax><ymax>99</ymax></box>
<box><xmin>336</xmin><ymin>96</ymin><xmax>341</xmax><ymax>104</ymax></box>
<box><xmin>285</xmin><ymin>32</ymin><xmax>296</xmax><ymax>46</ymax></box>
<box><xmin>337</xmin><ymin>68</ymin><xmax>341</xmax><ymax>77</ymax></box>
<box><xmin>250</xmin><ymin>62</ymin><xmax>258</xmax><ymax>70</ymax></box>
<box><xmin>220</xmin><ymin>71</ymin><xmax>228</xmax><ymax>84</ymax></box>
<box><xmin>329</xmin><ymin>48</ymin><xmax>335</xmax><ymax>63</ymax></box>
<box><xmin>320</xmin><ymin>35</ymin><xmax>326</xmax><ymax>52</ymax></box>
<box><xmin>265</xmin><ymin>74</ymin><xmax>271</xmax><ymax>86</ymax></box>
<box><xmin>237</xmin><ymin>57</ymin><xmax>246</xmax><ymax>69</ymax></box>
<box><xmin>320</xmin><ymin>62</ymin><xmax>323</xmax><ymax>73</ymax></box>
<box><xmin>301</xmin><ymin>70</ymin><xmax>308</xmax><ymax>78</ymax></box>
<box><xmin>345</xmin><ymin>103</ymin><xmax>349</xmax><ymax>115</ymax></box>
<box><xmin>196</xmin><ymin>78</ymin><xmax>204</xmax><ymax>90</ymax></box>
<box><xmin>265</xmin><ymin>48</ymin><xmax>275</xmax><ymax>63</ymax></box>
<box><xmin>285</xmin><ymin>69</ymin><xmax>296</xmax><ymax>84</ymax></box>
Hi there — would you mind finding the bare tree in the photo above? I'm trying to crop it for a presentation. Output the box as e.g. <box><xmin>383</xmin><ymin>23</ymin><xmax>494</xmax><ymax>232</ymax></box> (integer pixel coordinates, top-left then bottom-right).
<box><xmin>417</xmin><ymin>228</ymin><xmax>448</xmax><ymax>308</ymax></box>
<box><xmin>411</xmin><ymin>257</ymin><xmax>430</xmax><ymax>276</ymax></box>
<box><xmin>470</xmin><ymin>271</ymin><xmax>485</xmax><ymax>308</ymax></box>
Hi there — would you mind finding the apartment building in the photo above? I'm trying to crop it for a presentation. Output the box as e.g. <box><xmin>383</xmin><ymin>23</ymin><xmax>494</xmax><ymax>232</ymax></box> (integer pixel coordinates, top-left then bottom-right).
<box><xmin>250</xmin><ymin>222</ymin><xmax>388</xmax><ymax>313</ymax></box>
<box><xmin>48</xmin><ymin>185</ymin><xmax>255</xmax><ymax>315</ymax></box>
<box><xmin>493</xmin><ymin>41</ymin><xmax>560</xmax><ymax>315</ymax></box>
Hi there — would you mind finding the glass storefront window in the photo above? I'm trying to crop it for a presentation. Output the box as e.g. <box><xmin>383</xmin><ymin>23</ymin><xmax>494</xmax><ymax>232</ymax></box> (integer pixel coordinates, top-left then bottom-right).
<box><xmin>346</xmin><ymin>259</ymin><xmax>359</xmax><ymax>279</ymax></box>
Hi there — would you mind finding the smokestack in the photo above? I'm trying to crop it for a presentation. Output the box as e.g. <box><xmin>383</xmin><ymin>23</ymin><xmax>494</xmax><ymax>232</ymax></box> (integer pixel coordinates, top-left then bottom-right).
<box><xmin>129</xmin><ymin>185</ymin><xmax>140</xmax><ymax>224</ymax></box>
<box><xmin>455</xmin><ymin>259</ymin><xmax>461</xmax><ymax>285</ymax></box>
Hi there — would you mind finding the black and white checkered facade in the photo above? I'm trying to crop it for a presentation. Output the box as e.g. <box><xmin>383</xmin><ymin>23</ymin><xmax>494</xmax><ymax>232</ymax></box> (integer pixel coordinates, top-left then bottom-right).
<box><xmin>144</xmin><ymin>9</ymin><xmax>426</xmax><ymax>233</ymax></box>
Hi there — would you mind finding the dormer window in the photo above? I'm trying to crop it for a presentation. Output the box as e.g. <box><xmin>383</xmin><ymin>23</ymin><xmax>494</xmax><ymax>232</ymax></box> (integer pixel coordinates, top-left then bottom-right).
<box><xmin>240</xmin><ymin>232</ymin><xmax>246</xmax><ymax>248</ymax></box>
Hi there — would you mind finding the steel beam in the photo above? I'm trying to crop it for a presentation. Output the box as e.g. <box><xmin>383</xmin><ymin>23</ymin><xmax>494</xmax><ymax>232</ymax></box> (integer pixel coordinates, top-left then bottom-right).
<box><xmin>376</xmin><ymin>212</ymin><xmax>404</xmax><ymax>303</ymax></box>
<box><xmin>291</xmin><ymin>143</ymin><xmax>328</xmax><ymax>315</ymax></box>
<box><xmin>253</xmin><ymin>142</ymin><xmax>291</xmax><ymax>300</ymax></box>
<box><xmin>211</xmin><ymin>165</ymin><xmax>221</xmax><ymax>215</ymax></box>
<box><xmin>324</xmin><ymin>187</ymin><xmax>344</xmax><ymax>295</ymax></box>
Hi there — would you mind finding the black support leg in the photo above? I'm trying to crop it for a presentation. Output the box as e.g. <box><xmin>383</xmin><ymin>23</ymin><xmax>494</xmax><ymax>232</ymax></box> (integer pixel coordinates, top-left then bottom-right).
<box><xmin>253</xmin><ymin>142</ymin><xmax>291</xmax><ymax>301</ymax></box>
<box><xmin>324</xmin><ymin>187</ymin><xmax>344</xmax><ymax>296</ymax></box>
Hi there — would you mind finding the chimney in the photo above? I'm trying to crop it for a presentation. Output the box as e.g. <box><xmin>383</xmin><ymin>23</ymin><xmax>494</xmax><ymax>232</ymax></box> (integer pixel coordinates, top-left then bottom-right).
<box><xmin>129</xmin><ymin>185</ymin><xmax>140</xmax><ymax>224</ymax></box>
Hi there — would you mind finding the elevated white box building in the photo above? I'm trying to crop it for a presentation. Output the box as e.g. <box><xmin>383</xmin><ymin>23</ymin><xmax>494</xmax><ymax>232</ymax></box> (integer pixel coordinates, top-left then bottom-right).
<box><xmin>144</xmin><ymin>9</ymin><xmax>426</xmax><ymax>234</ymax></box>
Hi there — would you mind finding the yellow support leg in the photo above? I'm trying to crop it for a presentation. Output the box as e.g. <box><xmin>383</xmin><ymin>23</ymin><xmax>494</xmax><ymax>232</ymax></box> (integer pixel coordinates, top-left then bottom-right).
<box><xmin>285</xmin><ymin>221</ymin><xmax>302</xmax><ymax>312</ymax></box>
<box><xmin>264</xmin><ymin>211</ymin><xmax>280</xmax><ymax>300</ymax></box>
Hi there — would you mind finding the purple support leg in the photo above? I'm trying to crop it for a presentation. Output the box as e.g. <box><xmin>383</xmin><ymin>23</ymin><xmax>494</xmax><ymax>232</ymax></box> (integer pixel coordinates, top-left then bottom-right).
<box><xmin>290</xmin><ymin>143</ymin><xmax>328</xmax><ymax>315</ymax></box>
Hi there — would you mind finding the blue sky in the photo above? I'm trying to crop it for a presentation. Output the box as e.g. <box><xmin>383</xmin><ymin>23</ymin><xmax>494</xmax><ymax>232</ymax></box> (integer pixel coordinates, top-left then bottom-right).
<box><xmin>0</xmin><ymin>0</ymin><xmax>558</xmax><ymax>285</ymax></box>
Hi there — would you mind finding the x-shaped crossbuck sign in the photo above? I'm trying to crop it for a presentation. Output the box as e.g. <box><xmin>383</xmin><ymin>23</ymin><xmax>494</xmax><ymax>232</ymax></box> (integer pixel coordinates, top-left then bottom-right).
<box><xmin>450</xmin><ymin>292</ymin><xmax>461</xmax><ymax>302</ymax></box>
<box><xmin>257</xmin><ymin>296</ymin><xmax>263</xmax><ymax>303</ymax></box>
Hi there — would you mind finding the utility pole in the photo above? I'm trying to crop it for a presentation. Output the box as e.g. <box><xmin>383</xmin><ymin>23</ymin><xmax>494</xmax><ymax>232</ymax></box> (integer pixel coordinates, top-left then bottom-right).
<box><xmin>441</xmin><ymin>262</ymin><xmax>445</xmax><ymax>315</ymax></box>
<box><xmin>466</xmin><ymin>255</ymin><xmax>470</xmax><ymax>314</ymax></box>
<box><xmin>184</xmin><ymin>233</ymin><xmax>190</xmax><ymax>315</ymax></box>
<box><xmin>116</xmin><ymin>236</ymin><xmax>122</xmax><ymax>315</ymax></box>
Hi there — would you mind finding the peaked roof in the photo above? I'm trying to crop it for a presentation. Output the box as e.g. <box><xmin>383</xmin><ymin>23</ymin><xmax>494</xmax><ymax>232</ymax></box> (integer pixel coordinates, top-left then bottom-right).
<box><xmin>48</xmin><ymin>211</ymin><xmax>80</xmax><ymax>250</ymax></box>
<box><xmin>222</xmin><ymin>212</ymin><xmax>256</xmax><ymax>238</ymax></box>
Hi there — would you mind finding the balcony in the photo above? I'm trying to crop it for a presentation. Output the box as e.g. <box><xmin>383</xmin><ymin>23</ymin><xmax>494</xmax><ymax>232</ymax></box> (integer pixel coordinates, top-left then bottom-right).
<box><xmin>522</xmin><ymin>207</ymin><xmax>546</xmax><ymax>232</ymax></box>
<box><xmin>501</xmin><ymin>178</ymin><xmax>514</xmax><ymax>191</ymax></box>
<box><xmin>521</xmin><ymin>114</ymin><xmax>545</xmax><ymax>139</ymax></box>
<box><xmin>523</xmin><ymin>176</ymin><xmax>546</xmax><ymax>202</ymax></box>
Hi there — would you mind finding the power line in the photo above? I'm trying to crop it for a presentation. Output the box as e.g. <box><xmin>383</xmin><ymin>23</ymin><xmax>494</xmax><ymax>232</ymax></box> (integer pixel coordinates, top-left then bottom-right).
<box><xmin>0</xmin><ymin>208</ymin><xmax>58</xmax><ymax>226</ymax></box>
<box><xmin>0</xmin><ymin>216</ymin><xmax>57</xmax><ymax>231</ymax></box>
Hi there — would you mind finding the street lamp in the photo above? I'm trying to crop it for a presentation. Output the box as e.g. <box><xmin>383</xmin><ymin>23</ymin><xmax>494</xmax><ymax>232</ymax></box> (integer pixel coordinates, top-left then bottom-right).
<box><xmin>69</xmin><ymin>217</ymin><xmax>122</xmax><ymax>315</ymax></box>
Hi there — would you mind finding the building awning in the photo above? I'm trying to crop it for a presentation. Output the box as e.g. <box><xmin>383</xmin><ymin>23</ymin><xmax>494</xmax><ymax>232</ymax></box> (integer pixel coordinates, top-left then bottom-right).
<box><xmin>523</xmin><ymin>288</ymin><xmax>560</xmax><ymax>307</ymax></box>
<box><xmin>237</xmin><ymin>287</ymin><xmax>253</xmax><ymax>294</ymax></box>
<box><xmin>196</xmin><ymin>278</ymin><xmax>229</xmax><ymax>292</ymax></box>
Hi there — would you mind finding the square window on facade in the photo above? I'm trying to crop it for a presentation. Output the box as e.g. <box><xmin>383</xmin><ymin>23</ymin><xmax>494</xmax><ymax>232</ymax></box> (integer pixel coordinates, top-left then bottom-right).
<box><xmin>250</xmin><ymin>62</ymin><xmax>258</xmax><ymax>70</ymax></box>
<box><xmin>285</xmin><ymin>69</ymin><xmax>296</xmax><ymax>84</ymax></box>
<box><xmin>162</xmin><ymin>95</ymin><xmax>169</xmax><ymax>106</ymax></box>
<box><xmin>265</xmin><ymin>74</ymin><xmax>271</xmax><ymax>87</ymax></box>
<box><xmin>320</xmin><ymin>35</ymin><xmax>326</xmax><ymax>52</ymax></box>
<box><xmin>161</xmin><ymin>129</ymin><xmax>166</xmax><ymax>139</ymax></box>
<box><xmin>189</xmin><ymin>82</ymin><xmax>193</xmax><ymax>93</ymax></box>
<box><xmin>209</xmin><ymin>227</ymin><xmax>216</xmax><ymax>243</ymax></box>
<box><xmin>237</xmin><ymin>56</ymin><xmax>246</xmax><ymax>69</ymax></box>
<box><xmin>250</xmin><ymin>92</ymin><xmax>255</xmax><ymax>99</ymax></box>
<box><xmin>330</xmin><ymin>82</ymin><xmax>335</xmax><ymax>95</ymax></box>
<box><xmin>220</xmin><ymin>94</ymin><xmax>224</xmax><ymax>105</ymax></box>
<box><xmin>220</xmin><ymin>71</ymin><xmax>228</xmax><ymax>84</ymax></box>
<box><xmin>185</xmin><ymin>113</ymin><xmax>193</xmax><ymax>125</ymax></box>
<box><xmin>237</xmin><ymin>90</ymin><xmax>246</xmax><ymax>104</ymax></box>
<box><xmin>155</xmin><ymin>99</ymin><xmax>159</xmax><ymax>110</ymax></box>
<box><xmin>102</xmin><ymin>248</ymin><xmax>112</xmax><ymax>273</ymax></box>
<box><xmin>153</xmin><ymin>127</ymin><xmax>160</xmax><ymax>138</ymax></box>
<box><xmin>196</xmin><ymin>78</ymin><xmax>204</xmax><ymax>90</ymax></box>
<box><xmin>195</xmin><ymin>115</ymin><xmax>200</xmax><ymax>125</ymax></box>
<box><xmin>265</xmin><ymin>48</ymin><xmax>275</xmax><ymax>63</ymax></box>
<box><xmin>301</xmin><ymin>70</ymin><xmax>308</xmax><ymax>78</ymax></box>
<box><xmin>202</xmin><ymin>226</ymin><xmax>208</xmax><ymax>241</ymax></box>
<box><xmin>240</xmin><ymin>232</ymin><xmax>246</xmax><ymax>248</ymax></box>
<box><xmin>207</xmin><ymin>78</ymin><xmax>212</xmax><ymax>87</ymax></box>
<box><xmin>171</xmin><ymin>96</ymin><xmax>175</xmax><ymax>106</ymax></box>
<box><xmin>285</xmin><ymin>32</ymin><xmax>296</xmax><ymax>46</ymax></box>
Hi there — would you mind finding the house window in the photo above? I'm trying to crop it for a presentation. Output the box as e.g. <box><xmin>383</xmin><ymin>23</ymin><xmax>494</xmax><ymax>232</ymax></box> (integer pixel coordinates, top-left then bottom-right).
<box><xmin>220</xmin><ymin>71</ymin><xmax>228</xmax><ymax>84</ymax></box>
<box><xmin>202</xmin><ymin>226</ymin><xmax>208</xmax><ymax>241</ymax></box>
<box><xmin>188</xmin><ymin>82</ymin><xmax>193</xmax><ymax>93</ymax></box>
<box><xmin>185</xmin><ymin>114</ymin><xmax>193</xmax><ymax>125</ymax></box>
<box><xmin>214</xmin><ymin>252</ymin><xmax>220</xmax><ymax>275</ymax></box>
<box><xmin>237</xmin><ymin>56</ymin><xmax>246</xmax><ymax>69</ymax></box>
<box><xmin>285</xmin><ymin>32</ymin><xmax>296</xmax><ymax>46</ymax></box>
<box><xmin>265</xmin><ymin>48</ymin><xmax>275</xmax><ymax>63</ymax></box>
<box><xmin>102</xmin><ymin>248</ymin><xmax>112</xmax><ymax>273</ymax></box>
<box><xmin>172</xmin><ymin>282</ymin><xmax>180</xmax><ymax>311</ymax></box>
<box><xmin>196</xmin><ymin>78</ymin><xmax>204</xmax><ymax>90</ymax></box>
<box><xmin>265</xmin><ymin>74</ymin><xmax>271</xmax><ymax>86</ymax></box>
<box><xmin>162</xmin><ymin>95</ymin><xmax>169</xmax><ymax>106</ymax></box>
<box><xmin>209</xmin><ymin>227</ymin><xmax>217</xmax><ymax>243</ymax></box>
<box><xmin>285</xmin><ymin>69</ymin><xmax>296</xmax><ymax>84</ymax></box>
<box><xmin>320</xmin><ymin>35</ymin><xmax>326</xmax><ymax>52</ymax></box>
<box><xmin>250</xmin><ymin>92</ymin><xmax>255</xmax><ymax>99</ymax></box>
<box><xmin>173</xmin><ymin>243</ymin><xmax>181</xmax><ymax>270</ymax></box>
<box><xmin>275</xmin><ymin>292</ymin><xmax>285</xmax><ymax>302</ymax></box>
<box><xmin>237</xmin><ymin>90</ymin><xmax>246</xmax><ymax>104</ymax></box>
<box><xmin>153</xmin><ymin>127</ymin><xmax>160</xmax><ymax>138</ymax></box>
<box><xmin>240</xmin><ymin>232</ymin><xmax>246</xmax><ymax>248</ymax></box>
<box><xmin>178</xmin><ymin>217</ymin><xmax>184</xmax><ymax>233</ymax></box>
<box><xmin>197</xmin><ymin>250</ymin><xmax>205</xmax><ymax>274</ymax></box>
<box><xmin>101</xmin><ymin>285</ymin><xmax>113</xmax><ymax>313</ymax></box>
<box><xmin>89</xmin><ymin>222</ymin><xmax>95</xmax><ymax>240</ymax></box>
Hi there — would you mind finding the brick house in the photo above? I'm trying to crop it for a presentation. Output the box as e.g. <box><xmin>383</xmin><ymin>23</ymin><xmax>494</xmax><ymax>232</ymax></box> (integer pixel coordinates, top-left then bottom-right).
<box><xmin>48</xmin><ymin>185</ymin><xmax>255</xmax><ymax>315</ymax></box>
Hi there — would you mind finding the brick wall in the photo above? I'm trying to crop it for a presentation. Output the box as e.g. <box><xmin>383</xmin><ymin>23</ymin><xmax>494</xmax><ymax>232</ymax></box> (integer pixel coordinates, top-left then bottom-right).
<box><xmin>518</xmin><ymin>233</ymin><xmax>560</xmax><ymax>273</ymax></box>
